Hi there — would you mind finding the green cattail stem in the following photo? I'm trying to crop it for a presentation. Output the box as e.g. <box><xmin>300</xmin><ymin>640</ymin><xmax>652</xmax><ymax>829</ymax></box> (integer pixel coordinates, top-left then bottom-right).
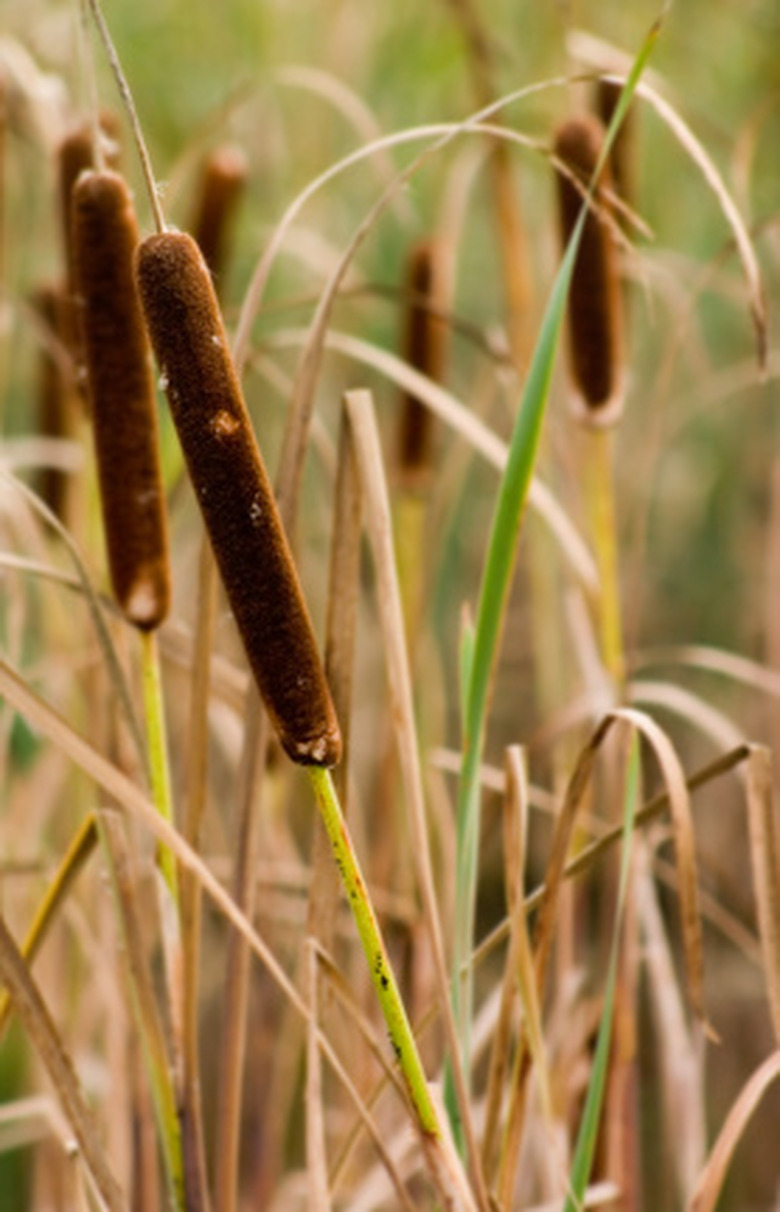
<box><xmin>140</xmin><ymin>629</ymin><xmax>178</xmax><ymax>902</ymax></box>
<box><xmin>585</xmin><ymin>429</ymin><xmax>625</xmax><ymax>687</ymax></box>
<box><xmin>307</xmin><ymin>765</ymin><xmax>441</xmax><ymax>1138</ymax></box>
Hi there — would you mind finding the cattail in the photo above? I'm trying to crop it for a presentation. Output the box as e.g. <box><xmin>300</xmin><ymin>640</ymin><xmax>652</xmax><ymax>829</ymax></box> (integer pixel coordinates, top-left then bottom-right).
<box><xmin>32</xmin><ymin>284</ymin><xmax>77</xmax><ymax>520</ymax></box>
<box><xmin>594</xmin><ymin>78</ymin><xmax>636</xmax><ymax>213</ymax></box>
<box><xmin>58</xmin><ymin>115</ymin><xmax>121</xmax><ymax>394</ymax></box>
<box><xmin>554</xmin><ymin>115</ymin><xmax>623</xmax><ymax>424</ymax></box>
<box><xmin>135</xmin><ymin>231</ymin><xmax>342</xmax><ymax>768</ymax></box>
<box><xmin>397</xmin><ymin>239</ymin><xmax>447</xmax><ymax>488</ymax></box>
<box><xmin>190</xmin><ymin>145</ymin><xmax>247</xmax><ymax>293</ymax></box>
<box><xmin>71</xmin><ymin>170</ymin><xmax>171</xmax><ymax>630</ymax></box>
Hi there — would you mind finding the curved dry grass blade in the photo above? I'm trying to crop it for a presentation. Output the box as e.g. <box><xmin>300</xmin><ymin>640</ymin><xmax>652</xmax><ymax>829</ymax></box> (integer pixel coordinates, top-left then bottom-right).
<box><xmin>616</xmin><ymin>707</ymin><xmax>704</xmax><ymax>1023</ymax></box>
<box><xmin>745</xmin><ymin>746</ymin><xmax>780</xmax><ymax>1043</ymax></box>
<box><xmin>265</xmin><ymin>326</ymin><xmax>599</xmax><ymax>596</ymax></box>
<box><xmin>687</xmin><ymin>1050</ymin><xmax>780</xmax><ymax>1212</ymax></box>
<box><xmin>344</xmin><ymin>389</ymin><xmax>488</xmax><ymax>1210</ymax></box>
<box><xmin>0</xmin><ymin>468</ymin><xmax>144</xmax><ymax>763</ymax></box>
<box><xmin>0</xmin><ymin>657</ymin><xmax>418</xmax><ymax>1207</ymax></box>
<box><xmin>629</xmin><ymin>679</ymin><xmax>744</xmax><ymax>752</ymax></box>
<box><xmin>634</xmin><ymin>644</ymin><xmax>780</xmax><ymax>700</ymax></box>
<box><xmin>0</xmin><ymin>915</ymin><xmax>126</xmax><ymax>1212</ymax></box>
<box><xmin>275</xmin><ymin>65</ymin><xmax>414</xmax><ymax>224</ymax></box>
<box><xmin>568</xmin><ymin>32</ymin><xmax>766</xmax><ymax>366</ymax></box>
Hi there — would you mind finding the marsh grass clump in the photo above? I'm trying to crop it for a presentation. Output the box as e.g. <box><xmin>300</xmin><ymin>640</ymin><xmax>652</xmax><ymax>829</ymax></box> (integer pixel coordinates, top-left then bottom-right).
<box><xmin>135</xmin><ymin>230</ymin><xmax>341</xmax><ymax>766</ymax></box>
<box><xmin>72</xmin><ymin>169</ymin><xmax>171</xmax><ymax>630</ymax></box>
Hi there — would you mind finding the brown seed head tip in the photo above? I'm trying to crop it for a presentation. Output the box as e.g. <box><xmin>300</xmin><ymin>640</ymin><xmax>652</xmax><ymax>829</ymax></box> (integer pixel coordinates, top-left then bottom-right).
<box><xmin>553</xmin><ymin>115</ymin><xmax>623</xmax><ymax>426</ymax></box>
<box><xmin>72</xmin><ymin>169</ymin><xmax>171</xmax><ymax>630</ymax></box>
<box><xmin>135</xmin><ymin>230</ymin><xmax>342</xmax><ymax>765</ymax></box>
<box><xmin>398</xmin><ymin>238</ymin><xmax>447</xmax><ymax>486</ymax></box>
<box><xmin>191</xmin><ymin>145</ymin><xmax>248</xmax><ymax>287</ymax></box>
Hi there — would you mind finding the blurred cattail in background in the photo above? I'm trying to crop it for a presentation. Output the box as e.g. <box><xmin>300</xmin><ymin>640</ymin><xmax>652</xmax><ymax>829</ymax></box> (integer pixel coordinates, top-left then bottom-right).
<box><xmin>189</xmin><ymin>144</ymin><xmax>247</xmax><ymax>295</ymax></box>
<box><xmin>594</xmin><ymin>76</ymin><xmax>637</xmax><ymax>215</ymax></box>
<box><xmin>31</xmin><ymin>284</ymin><xmax>77</xmax><ymax>522</ymax></box>
<box><xmin>57</xmin><ymin>114</ymin><xmax>120</xmax><ymax>396</ymax></box>
<box><xmin>135</xmin><ymin>230</ymin><xmax>341</xmax><ymax>767</ymax></box>
<box><xmin>396</xmin><ymin>238</ymin><xmax>448</xmax><ymax>489</ymax></box>
<box><xmin>71</xmin><ymin>169</ymin><xmax>171</xmax><ymax>631</ymax></box>
<box><xmin>554</xmin><ymin>114</ymin><xmax>624</xmax><ymax>425</ymax></box>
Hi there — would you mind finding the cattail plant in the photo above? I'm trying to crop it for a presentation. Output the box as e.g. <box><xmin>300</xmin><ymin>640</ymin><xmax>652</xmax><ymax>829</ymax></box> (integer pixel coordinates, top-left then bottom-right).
<box><xmin>190</xmin><ymin>144</ymin><xmax>248</xmax><ymax>292</ymax></box>
<box><xmin>397</xmin><ymin>238</ymin><xmax>447</xmax><ymax>490</ymax></box>
<box><xmin>594</xmin><ymin>77</ymin><xmax>637</xmax><ymax>215</ymax></box>
<box><xmin>554</xmin><ymin>114</ymin><xmax>624</xmax><ymax>427</ymax></box>
<box><xmin>32</xmin><ymin>284</ymin><xmax>77</xmax><ymax>522</ymax></box>
<box><xmin>71</xmin><ymin>169</ymin><xmax>171</xmax><ymax>631</ymax></box>
<box><xmin>135</xmin><ymin>230</ymin><xmax>341</xmax><ymax>767</ymax></box>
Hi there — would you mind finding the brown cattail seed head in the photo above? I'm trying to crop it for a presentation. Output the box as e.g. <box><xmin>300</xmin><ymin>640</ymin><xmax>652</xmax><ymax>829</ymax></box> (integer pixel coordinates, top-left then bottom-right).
<box><xmin>397</xmin><ymin>239</ymin><xmax>447</xmax><ymax>489</ymax></box>
<box><xmin>58</xmin><ymin>116</ymin><xmax>121</xmax><ymax>397</ymax></box>
<box><xmin>554</xmin><ymin>115</ymin><xmax>623</xmax><ymax>426</ymax></box>
<box><xmin>135</xmin><ymin>231</ymin><xmax>342</xmax><ymax>768</ymax></box>
<box><xmin>190</xmin><ymin>145</ymin><xmax>248</xmax><ymax>293</ymax></box>
<box><xmin>71</xmin><ymin>170</ymin><xmax>171</xmax><ymax>629</ymax></box>
<box><xmin>594</xmin><ymin>78</ymin><xmax>637</xmax><ymax>212</ymax></box>
<box><xmin>32</xmin><ymin>284</ymin><xmax>78</xmax><ymax>521</ymax></box>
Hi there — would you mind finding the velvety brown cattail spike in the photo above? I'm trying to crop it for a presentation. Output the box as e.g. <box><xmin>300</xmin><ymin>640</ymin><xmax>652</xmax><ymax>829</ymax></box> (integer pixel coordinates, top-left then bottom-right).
<box><xmin>190</xmin><ymin>145</ymin><xmax>248</xmax><ymax>294</ymax></box>
<box><xmin>554</xmin><ymin>115</ymin><xmax>623</xmax><ymax>425</ymax></box>
<box><xmin>594</xmin><ymin>78</ymin><xmax>636</xmax><ymax>212</ymax></box>
<box><xmin>72</xmin><ymin>170</ymin><xmax>171</xmax><ymax>630</ymax></box>
<box><xmin>397</xmin><ymin>239</ymin><xmax>447</xmax><ymax>488</ymax></box>
<box><xmin>58</xmin><ymin>115</ymin><xmax>121</xmax><ymax>395</ymax></box>
<box><xmin>32</xmin><ymin>285</ymin><xmax>77</xmax><ymax>521</ymax></box>
<box><xmin>135</xmin><ymin>231</ymin><xmax>342</xmax><ymax>768</ymax></box>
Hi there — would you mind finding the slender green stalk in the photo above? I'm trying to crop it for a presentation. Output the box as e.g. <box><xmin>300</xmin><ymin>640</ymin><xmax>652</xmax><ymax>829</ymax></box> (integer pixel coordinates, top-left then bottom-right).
<box><xmin>586</xmin><ymin>424</ymin><xmax>625</xmax><ymax>686</ymax></box>
<box><xmin>140</xmin><ymin>628</ymin><xmax>178</xmax><ymax>902</ymax></box>
<box><xmin>445</xmin><ymin>25</ymin><xmax>660</xmax><ymax>1138</ymax></box>
<box><xmin>0</xmin><ymin>815</ymin><xmax>97</xmax><ymax>1038</ymax></box>
<box><xmin>307</xmin><ymin>765</ymin><xmax>441</xmax><ymax>1138</ymax></box>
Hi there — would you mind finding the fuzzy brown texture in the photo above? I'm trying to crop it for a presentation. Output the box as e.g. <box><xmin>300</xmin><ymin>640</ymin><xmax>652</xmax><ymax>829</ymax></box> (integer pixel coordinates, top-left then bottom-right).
<box><xmin>397</xmin><ymin>240</ymin><xmax>447</xmax><ymax>487</ymax></box>
<box><xmin>72</xmin><ymin>171</ymin><xmax>171</xmax><ymax>630</ymax></box>
<box><xmin>190</xmin><ymin>146</ymin><xmax>248</xmax><ymax>294</ymax></box>
<box><xmin>58</xmin><ymin>116</ymin><xmax>121</xmax><ymax>397</ymax></box>
<box><xmin>554</xmin><ymin>115</ymin><xmax>623</xmax><ymax>420</ymax></box>
<box><xmin>135</xmin><ymin>231</ymin><xmax>342</xmax><ymax>768</ymax></box>
<box><xmin>594</xmin><ymin>79</ymin><xmax>636</xmax><ymax>210</ymax></box>
<box><xmin>32</xmin><ymin>284</ymin><xmax>77</xmax><ymax>521</ymax></box>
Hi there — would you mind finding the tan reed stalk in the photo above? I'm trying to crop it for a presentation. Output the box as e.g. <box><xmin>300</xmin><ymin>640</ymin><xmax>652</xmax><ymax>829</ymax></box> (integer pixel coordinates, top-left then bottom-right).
<box><xmin>190</xmin><ymin>145</ymin><xmax>248</xmax><ymax>291</ymax></box>
<box><xmin>135</xmin><ymin>230</ymin><xmax>341</xmax><ymax>767</ymax></box>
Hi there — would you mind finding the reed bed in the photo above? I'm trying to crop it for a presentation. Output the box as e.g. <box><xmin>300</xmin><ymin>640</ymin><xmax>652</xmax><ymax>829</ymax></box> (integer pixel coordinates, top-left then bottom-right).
<box><xmin>0</xmin><ymin>1</ymin><xmax>779</xmax><ymax>1209</ymax></box>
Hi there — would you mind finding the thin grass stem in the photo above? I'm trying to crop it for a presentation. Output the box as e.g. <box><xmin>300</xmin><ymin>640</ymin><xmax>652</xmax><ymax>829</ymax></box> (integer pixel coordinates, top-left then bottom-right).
<box><xmin>306</xmin><ymin>765</ymin><xmax>441</xmax><ymax>1138</ymax></box>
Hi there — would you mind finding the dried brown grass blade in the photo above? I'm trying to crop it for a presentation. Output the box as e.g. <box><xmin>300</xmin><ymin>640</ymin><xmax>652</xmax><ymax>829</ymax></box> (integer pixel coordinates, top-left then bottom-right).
<box><xmin>688</xmin><ymin>1050</ymin><xmax>780</xmax><ymax>1212</ymax></box>
<box><xmin>344</xmin><ymin>388</ymin><xmax>488</xmax><ymax>1210</ymax></box>
<box><xmin>0</xmin><ymin>656</ymin><xmax>417</xmax><ymax>1205</ymax></box>
<box><xmin>744</xmin><ymin>745</ymin><xmax>780</xmax><ymax>1043</ymax></box>
<box><xmin>266</xmin><ymin>325</ymin><xmax>599</xmax><ymax>597</ymax></box>
<box><xmin>305</xmin><ymin>941</ymin><xmax>331</xmax><ymax>1212</ymax></box>
<box><xmin>616</xmin><ymin>707</ymin><xmax>705</xmax><ymax>1024</ymax></box>
<box><xmin>0</xmin><ymin>914</ymin><xmax>127</xmax><ymax>1211</ymax></box>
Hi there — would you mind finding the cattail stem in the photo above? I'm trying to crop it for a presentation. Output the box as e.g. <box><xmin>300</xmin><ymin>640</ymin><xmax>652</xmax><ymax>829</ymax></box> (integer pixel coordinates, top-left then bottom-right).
<box><xmin>140</xmin><ymin>629</ymin><xmax>178</xmax><ymax>902</ymax></box>
<box><xmin>585</xmin><ymin>429</ymin><xmax>625</xmax><ymax>687</ymax></box>
<box><xmin>306</xmin><ymin>765</ymin><xmax>441</xmax><ymax>1138</ymax></box>
<box><xmin>84</xmin><ymin>0</ymin><xmax>165</xmax><ymax>233</ymax></box>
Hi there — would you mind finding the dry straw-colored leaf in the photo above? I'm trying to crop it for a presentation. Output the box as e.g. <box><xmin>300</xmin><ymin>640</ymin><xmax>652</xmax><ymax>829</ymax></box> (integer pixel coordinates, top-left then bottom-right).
<box><xmin>688</xmin><ymin>1050</ymin><xmax>780</xmax><ymax>1212</ymax></box>
<box><xmin>745</xmin><ymin>746</ymin><xmax>780</xmax><ymax>1043</ymax></box>
<box><xmin>0</xmin><ymin>916</ymin><xmax>127</xmax><ymax>1212</ymax></box>
<box><xmin>0</xmin><ymin>657</ymin><xmax>419</xmax><ymax>1204</ymax></box>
